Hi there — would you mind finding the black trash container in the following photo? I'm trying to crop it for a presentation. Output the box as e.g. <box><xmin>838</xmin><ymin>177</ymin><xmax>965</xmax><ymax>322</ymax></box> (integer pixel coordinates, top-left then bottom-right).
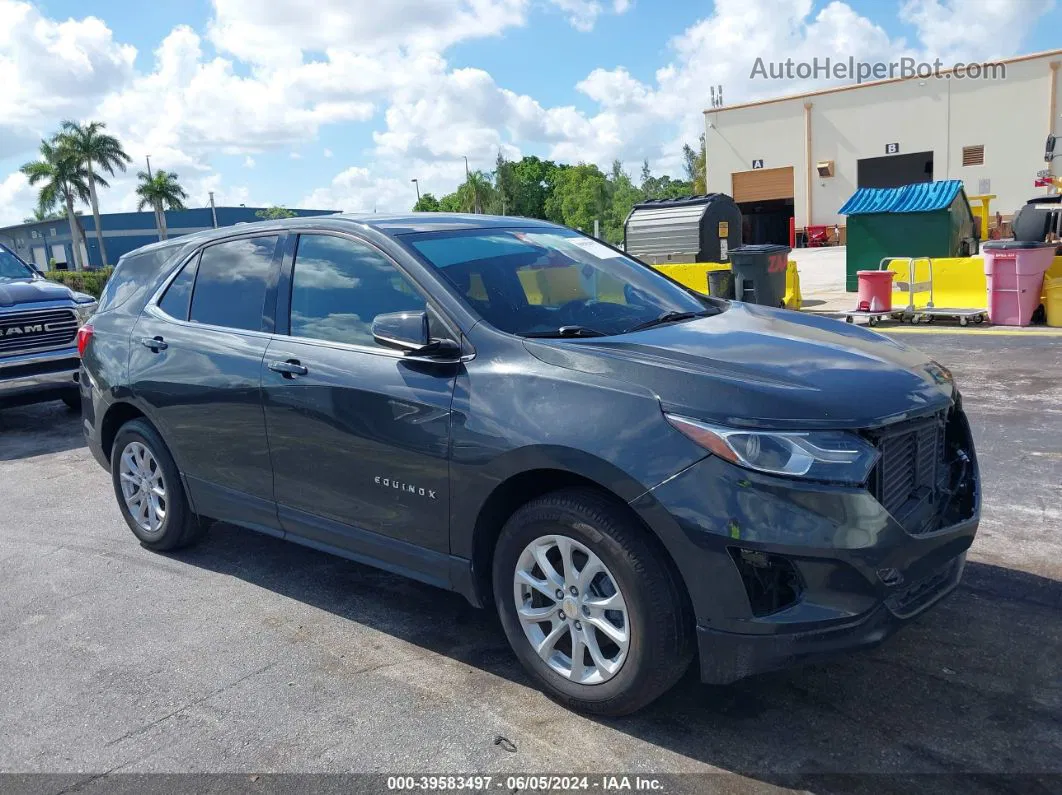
<box><xmin>728</xmin><ymin>244</ymin><xmax>790</xmax><ymax>307</ymax></box>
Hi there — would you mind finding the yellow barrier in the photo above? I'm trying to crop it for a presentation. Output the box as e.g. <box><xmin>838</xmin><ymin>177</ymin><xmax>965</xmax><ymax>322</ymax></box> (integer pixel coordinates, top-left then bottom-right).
<box><xmin>652</xmin><ymin>261</ymin><xmax>802</xmax><ymax>310</ymax></box>
<box><xmin>884</xmin><ymin>255</ymin><xmax>1062</xmax><ymax>310</ymax></box>
<box><xmin>652</xmin><ymin>262</ymin><xmax>731</xmax><ymax>292</ymax></box>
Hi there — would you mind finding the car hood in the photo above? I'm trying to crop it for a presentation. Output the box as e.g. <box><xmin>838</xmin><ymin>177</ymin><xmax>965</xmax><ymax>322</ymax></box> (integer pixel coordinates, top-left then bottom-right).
<box><xmin>523</xmin><ymin>302</ymin><xmax>955</xmax><ymax>430</ymax></box>
<box><xmin>0</xmin><ymin>278</ymin><xmax>75</xmax><ymax>307</ymax></box>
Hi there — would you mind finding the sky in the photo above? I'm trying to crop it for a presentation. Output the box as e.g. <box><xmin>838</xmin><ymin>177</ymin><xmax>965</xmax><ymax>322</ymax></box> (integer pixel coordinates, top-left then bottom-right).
<box><xmin>1</xmin><ymin>0</ymin><xmax>1059</xmax><ymax>225</ymax></box>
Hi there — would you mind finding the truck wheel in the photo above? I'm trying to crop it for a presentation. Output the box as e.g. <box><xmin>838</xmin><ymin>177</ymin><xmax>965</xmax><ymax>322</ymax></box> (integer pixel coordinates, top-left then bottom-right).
<box><xmin>61</xmin><ymin>390</ymin><xmax>80</xmax><ymax>411</ymax></box>
<box><xmin>493</xmin><ymin>488</ymin><xmax>692</xmax><ymax>716</ymax></box>
<box><xmin>110</xmin><ymin>419</ymin><xmax>210</xmax><ymax>551</ymax></box>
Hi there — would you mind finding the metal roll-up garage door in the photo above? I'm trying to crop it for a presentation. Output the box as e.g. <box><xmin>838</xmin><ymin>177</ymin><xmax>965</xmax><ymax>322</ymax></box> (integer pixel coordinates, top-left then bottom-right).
<box><xmin>732</xmin><ymin>166</ymin><xmax>795</xmax><ymax>203</ymax></box>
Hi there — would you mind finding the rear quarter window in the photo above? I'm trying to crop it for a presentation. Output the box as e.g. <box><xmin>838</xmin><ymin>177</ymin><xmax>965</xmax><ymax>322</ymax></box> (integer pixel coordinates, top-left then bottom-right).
<box><xmin>98</xmin><ymin>244</ymin><xmax>191</xmax><ymax>314</ymax></box>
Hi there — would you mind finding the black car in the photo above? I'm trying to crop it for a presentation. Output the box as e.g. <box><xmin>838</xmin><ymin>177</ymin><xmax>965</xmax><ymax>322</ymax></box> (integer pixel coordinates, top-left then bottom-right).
<box><xmin>0</xmin><ymin>243</ymin><xmax>97</xmax><ymax>410</ymax></box>
<box><xmin>80</xmin><ymin>214</ymin><xmax>979</xmax><ymax>715</ymax></box>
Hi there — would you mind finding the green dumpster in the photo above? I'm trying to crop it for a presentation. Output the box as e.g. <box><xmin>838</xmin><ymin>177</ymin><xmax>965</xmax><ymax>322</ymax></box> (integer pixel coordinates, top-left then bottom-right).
<box><xmin>839</xmin><ymin>180</ymin><xmax>978</xmax><ymax>291</ymax></box>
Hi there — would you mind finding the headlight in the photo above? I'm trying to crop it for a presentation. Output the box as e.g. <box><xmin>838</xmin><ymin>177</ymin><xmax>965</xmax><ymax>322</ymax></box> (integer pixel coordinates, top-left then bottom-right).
<box><xmin>74</xmin><ymin>301</ymin><xmax>97</xmax><ymax>326</ymax></box>
<box><xmin>665</xmin><ymin>414</ymin><xmax>879</xmax><ymax>484</ymax></box>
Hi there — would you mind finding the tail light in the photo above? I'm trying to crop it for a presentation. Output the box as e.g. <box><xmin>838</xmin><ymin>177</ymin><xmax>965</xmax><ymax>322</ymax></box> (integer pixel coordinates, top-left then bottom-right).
<box><xmin>76</xmin><ymin>324</ymin><xmax>94</xmax><ymax>357</ymax></box>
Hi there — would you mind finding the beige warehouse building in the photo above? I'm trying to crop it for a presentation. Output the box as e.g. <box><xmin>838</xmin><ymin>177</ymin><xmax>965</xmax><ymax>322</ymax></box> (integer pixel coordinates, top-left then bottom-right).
<box><xmin>704</xmin><ymin>49</ymin><xmax>1062</xmax><ymax>245</ymax></box>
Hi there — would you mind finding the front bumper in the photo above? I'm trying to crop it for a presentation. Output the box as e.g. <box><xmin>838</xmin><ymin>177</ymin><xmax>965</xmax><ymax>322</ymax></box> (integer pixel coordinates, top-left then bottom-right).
<box><xmin>632</xmin><ymin>417</ymin><xmax>980</xmax><ymax>684</ymax></box>
<box><xmin>0</xmin><ymin>348</ymin><xmax>80</xmax><ymax>408</ymax></box>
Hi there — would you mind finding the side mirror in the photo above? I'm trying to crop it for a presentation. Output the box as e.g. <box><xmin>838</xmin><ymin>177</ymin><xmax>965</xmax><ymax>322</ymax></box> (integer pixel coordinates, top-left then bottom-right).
<box><xmin>371</xmin><ymin>311</ymin><xmax>461</xmax><ymax>358</ymax></box>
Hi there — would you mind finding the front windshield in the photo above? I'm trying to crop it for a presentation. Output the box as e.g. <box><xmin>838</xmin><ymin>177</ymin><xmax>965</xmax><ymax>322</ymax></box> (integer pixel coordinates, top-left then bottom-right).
<box><xmin>0</xmin><ymin>246</ymin><xmax>35</xmax><ymax>282</ymax></box>
<box><xmin>405</xmin><ymin>227</ymin><xmax>715</xmax><ymax>337</ymax></box>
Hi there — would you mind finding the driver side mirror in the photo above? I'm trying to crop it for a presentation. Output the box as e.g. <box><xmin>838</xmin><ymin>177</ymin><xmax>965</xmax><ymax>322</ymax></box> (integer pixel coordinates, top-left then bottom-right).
<box><xmin>371</xmin><ymin>311</ymin><xmax>461</xmax><ymax>358</ymax></box>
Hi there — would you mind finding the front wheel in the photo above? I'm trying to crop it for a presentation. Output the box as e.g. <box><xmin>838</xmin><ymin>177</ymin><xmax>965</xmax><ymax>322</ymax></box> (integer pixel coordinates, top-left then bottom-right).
<box><xmin>111</xmin><ymin>419</ymin><xmax>210</xmax><ymax>551</ymax></box>
<box><xmin>493</xmin><ymin>489</ymin><xmax>693</xmax><ymax>716</ymax></box>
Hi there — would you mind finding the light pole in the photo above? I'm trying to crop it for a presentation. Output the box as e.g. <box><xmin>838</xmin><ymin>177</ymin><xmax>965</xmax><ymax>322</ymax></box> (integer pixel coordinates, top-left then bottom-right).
<box><xmin>145</xmin><ymin>155</ymin><xmax>153</xmax><ymax>179</ymax></box>
<box><xmin>411</xmin><ymin>178</ymin><xmax>420</xmax><ymax>202</ymax></box>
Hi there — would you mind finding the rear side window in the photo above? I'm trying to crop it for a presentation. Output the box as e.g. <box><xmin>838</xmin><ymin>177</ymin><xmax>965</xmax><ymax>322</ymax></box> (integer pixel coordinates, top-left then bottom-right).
<box><xmin>189</xmin><ymin>236</ymin><xmax>278</xmax><ymax>331</ymax></box>
<box><xmin>157</xmin><ymin>257</ymin><xmax>197</xmax><ymax>320</ymax></box>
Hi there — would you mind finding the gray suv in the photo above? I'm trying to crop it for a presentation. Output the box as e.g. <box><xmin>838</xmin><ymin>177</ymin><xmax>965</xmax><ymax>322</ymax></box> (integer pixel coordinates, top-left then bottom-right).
<box><xmin>0</xmin><ymin>243</ymin><xmax>97</xmax><ymax>410</ymax></box>
<box><xmin>79</xmin><ymin>214</ymin><xmax>979</xmax><ymax>715</ymax></box>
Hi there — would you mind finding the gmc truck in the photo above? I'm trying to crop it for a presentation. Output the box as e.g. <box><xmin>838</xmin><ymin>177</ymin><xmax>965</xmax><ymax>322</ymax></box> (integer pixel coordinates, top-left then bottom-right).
<box><xmin>0</xmin><ymin>242</ymin><xmax>97</xmax><ymax>411</ymax></box>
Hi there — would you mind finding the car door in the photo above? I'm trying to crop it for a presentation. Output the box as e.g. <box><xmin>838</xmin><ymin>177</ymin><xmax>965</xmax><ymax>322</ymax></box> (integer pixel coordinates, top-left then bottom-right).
<box><xmin>129</xmin><ymin>233</ymin><xmax>283</xmax><ymax>534</ymax></box>
<box><xmin>262</xmin><ymin>231</ymin><xmax>458</xmax><ymax>560</ymax></box>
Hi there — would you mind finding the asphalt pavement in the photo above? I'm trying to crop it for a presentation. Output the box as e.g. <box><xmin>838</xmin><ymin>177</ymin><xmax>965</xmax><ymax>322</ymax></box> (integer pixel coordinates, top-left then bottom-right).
<box><xmin>0</xmin><ymin>332</ymin><xmax>1059</xmax><ymax>793</ymax></box>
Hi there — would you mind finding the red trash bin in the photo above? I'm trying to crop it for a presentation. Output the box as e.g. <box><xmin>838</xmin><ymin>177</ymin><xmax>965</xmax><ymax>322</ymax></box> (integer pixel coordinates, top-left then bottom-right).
<box><xmin>856</xmin><ymin>270</ymin><xmax>895</xmax><ymax>312</ymax></box>
<box><xmin>983</xmin><ymin>241</ymin><xmax>1055</xmax><ymax>326</ymax></box>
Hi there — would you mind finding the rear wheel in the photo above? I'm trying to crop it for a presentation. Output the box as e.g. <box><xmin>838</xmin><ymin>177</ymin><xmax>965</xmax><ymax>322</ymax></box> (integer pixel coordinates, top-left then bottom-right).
<box><xmin>493</xmin><ymin>488</ymin><xmax>692</xmax><ymax>716</ymax></box>
<box><xmin>110</xmin><ymin>419</ymin><xmax>210</xmax><ymax>551</ymax></box>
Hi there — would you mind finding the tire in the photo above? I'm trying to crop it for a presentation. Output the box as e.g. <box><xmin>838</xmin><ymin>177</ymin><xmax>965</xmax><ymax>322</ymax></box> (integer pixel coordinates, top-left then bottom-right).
<box><xmin>110</xmin><ymin>419</ymin><xmax>210</xmax><ymax>551</ymax></box>
<box><xmin>61</xmin><ymin>389</ymin><xmax>81</xmax><ymax>411</ymax></box>
<box><xmin>492</xmin><ymin>488</ymin><xmax>693</xmax><ymax>716</ymax></box>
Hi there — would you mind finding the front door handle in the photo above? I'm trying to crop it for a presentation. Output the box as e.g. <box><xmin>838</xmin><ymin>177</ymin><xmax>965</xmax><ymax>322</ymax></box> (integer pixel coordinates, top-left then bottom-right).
<box><xmin>268</xmin><ymin>359</ymin><xmax>309</xmax><ymax>378</ymax></box>
<box><xmin>140</xmin><ymin>336</ymin><xmax>168</xmax><ymax>352</ymax></box>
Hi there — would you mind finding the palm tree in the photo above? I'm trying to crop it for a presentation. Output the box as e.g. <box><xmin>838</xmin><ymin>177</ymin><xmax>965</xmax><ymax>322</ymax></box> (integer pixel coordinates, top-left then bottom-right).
<box><xmin>57</xmin><ymin>120</ymin><xmax>131</xmax><ymax>267</ymax></box>
<box><xmin>21</xmin><ymin>139</ymin><xmax>91</xmax><ymax>270</ymax></box>
<box><xmin>136</xmin><ymin>170</ymin><xmax>188</xmax><ymax>241</ymax></box>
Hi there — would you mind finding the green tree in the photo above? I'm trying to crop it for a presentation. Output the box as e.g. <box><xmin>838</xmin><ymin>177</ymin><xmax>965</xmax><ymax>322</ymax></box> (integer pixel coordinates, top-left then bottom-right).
<box><xmin>255</xmin><ymin>205</ymin><xmax>298</xmax><ymax>220</ymax></box>
<box><xmin>57</xmin><ymin>120</ymin><xmax>132</xmax><ymax>267</ymax></box>
<box><xmin>438</xmin><ymin>192</ymin><xmax>463</xmax><ymax>213</ymax></box>
<box><xmin>544</xmin><ymin>163</ymin><xmax>609</xmax><ymax>233</ymax></box>
<box><xmin>603</xmin><ymin>160</ymin><xmax>644</xmax><ymax>244</ymax></box>
<box><xmin>412</xmin><ymin>193</ymin><xmax>441</xmax><ymax>212</ymax></box>
<box><xmin>135</xmin><ymin>170</ymin><xmax>188</xmax><ymax>241</ymax></box>
<box><xmin>683</xmin><ymin>134</ymin><xmax>707</xmax><ymax>194</ymax></box>
<box><xmin>20</xmin><ymin>138</ymin><xmax>91</xmax><ymax>270</ymax></box>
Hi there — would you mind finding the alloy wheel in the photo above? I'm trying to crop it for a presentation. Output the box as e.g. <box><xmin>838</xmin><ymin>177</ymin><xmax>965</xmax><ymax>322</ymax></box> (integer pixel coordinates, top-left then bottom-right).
<box><xmin>118</xmin><ymin>441</ymin><xmax>167</xmax><ymax>536</ymax></box>
<box><xmin>513</xmin><ymin>534</ymin><xmax>630</xmax><ymax>684</ymax></box>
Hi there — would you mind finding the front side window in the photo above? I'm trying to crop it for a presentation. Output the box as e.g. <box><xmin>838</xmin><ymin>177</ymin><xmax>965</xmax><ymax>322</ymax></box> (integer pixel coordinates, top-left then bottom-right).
<box><xmin>0</xmin><ymin>245</ymin><xmax>34</xmax><ymax>281</ymax></box>
<box><xmin>189</xmin><ymin>236</ymin><xmax>278</xmax><ymax>331</ymax></box>
<box><xmin>289</xmin><ymin>234</ymin><xmax>426</xmax><ymax>347</ymax></box>
<box><xmin>405</xmin><ymin>228</ymin><xmax>714</xmax><ymax>337</ymax></box>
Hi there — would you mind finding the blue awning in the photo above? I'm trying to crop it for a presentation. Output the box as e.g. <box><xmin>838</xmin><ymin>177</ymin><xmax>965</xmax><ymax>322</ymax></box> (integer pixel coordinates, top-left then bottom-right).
<box><xmin>839</xmin><ymin>180</ymin><xmax>965</xmax><ymax>215</ymax></box>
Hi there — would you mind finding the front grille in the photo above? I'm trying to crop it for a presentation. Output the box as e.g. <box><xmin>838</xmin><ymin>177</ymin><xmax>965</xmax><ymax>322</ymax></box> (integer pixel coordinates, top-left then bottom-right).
<box><xmin>867</xmin><ymin>411</ymin><xmax>949</xmax><ymax>535</ymax></box>
<box><xmin>0</xmin><ymin>308</ymin><xmax>79</xmax><ymax>356</ymax></box>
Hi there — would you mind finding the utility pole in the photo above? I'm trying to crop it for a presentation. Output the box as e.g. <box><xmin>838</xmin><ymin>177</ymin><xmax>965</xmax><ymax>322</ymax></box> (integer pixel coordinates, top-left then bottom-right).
<box><xmin>411</xmin><ymin>178</ymin><xmax>420</xmax><ymax>202</ymax></box>
<box><xmin>145</xmin><ymin>155</ymin><xmax>153</xmax><ymax>179</ymax></box>
<box><xmin>208</xmin><ymin>191</ymin><xmax>218</xmax><ymax>228</ymax></box>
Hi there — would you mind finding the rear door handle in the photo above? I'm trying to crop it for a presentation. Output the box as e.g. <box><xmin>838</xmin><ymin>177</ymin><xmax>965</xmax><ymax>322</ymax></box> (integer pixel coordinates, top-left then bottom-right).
<box><xmin>140</xmin><ymin>336</ymin><xmax>167</xmax><ymax>352</ymax></box>
<box><xmin>268</xmin><ymin>359</ymin><xmax>309</xmax><ymax>378</ymax></box>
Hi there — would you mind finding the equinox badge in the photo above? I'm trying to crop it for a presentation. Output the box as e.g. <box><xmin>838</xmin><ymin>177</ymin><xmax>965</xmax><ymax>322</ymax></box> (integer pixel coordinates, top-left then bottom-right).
<box><xmin>374</xmin><ymin>476</ymin><xmax>437</xmax><ymax>500</ymax></box>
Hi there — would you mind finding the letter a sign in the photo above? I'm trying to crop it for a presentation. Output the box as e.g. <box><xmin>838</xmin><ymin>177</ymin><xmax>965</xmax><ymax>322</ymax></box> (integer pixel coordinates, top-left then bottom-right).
<box><xmin>752</xmin><ymin>159</ymin><xmax>764</xmax><ymax>169</ymax></box>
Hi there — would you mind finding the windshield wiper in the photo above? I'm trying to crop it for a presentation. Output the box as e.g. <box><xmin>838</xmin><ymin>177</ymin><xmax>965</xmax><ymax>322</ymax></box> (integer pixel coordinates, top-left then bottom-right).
<box><xmin>520</xmin><ymin>325</ymin><xmax>609</xmax><ymax>339</ymax></box>
<box><xmin>624</xmin><ymin>311</ymin><xmax>710</xmax><ymax>334</ymax></box>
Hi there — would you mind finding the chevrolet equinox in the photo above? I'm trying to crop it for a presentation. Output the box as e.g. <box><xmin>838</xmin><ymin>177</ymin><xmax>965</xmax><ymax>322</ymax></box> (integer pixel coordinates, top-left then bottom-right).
<box><xmin>80</xmin><ymin>214</ymin><xmax>980</xmax><ymax>715</ymax></box>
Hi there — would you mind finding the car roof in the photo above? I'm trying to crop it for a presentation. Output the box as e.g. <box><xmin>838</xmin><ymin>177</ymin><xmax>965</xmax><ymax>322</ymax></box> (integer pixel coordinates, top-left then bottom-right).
<box><xmin>145</xmin><ymin>213</ymin><xmax>564</xmax><ymax>248</ymax></box>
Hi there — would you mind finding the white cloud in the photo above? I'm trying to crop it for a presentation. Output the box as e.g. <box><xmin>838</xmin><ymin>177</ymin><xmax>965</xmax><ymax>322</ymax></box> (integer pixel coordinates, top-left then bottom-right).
<box><xmin>545</xmin><ymin>0</ymin><xmax>632</xmax><ymax>32</ymax></box>
<box><xmin>290</xmin><ymin>152</ymin><xmax>303</xmax><ymax>160</ymax></box>
<box><xmin>208</xmin><ymin>0</ymin><xmax>528</xmax><ymax>67</ymax></box>
<box><xmin>0</xmin><ymin>171</ymin><xmax>36</xmax><ymax>226</ymax></box>
<box><xmin>323</xmin><ymin>148</ymin><xmax>334</xmax><ymax>158</ymax></box>
<box><xmin>0</xmin><ymin>0</ymin><xmax>136</xmax><ymax>158</ymax></box>
<box><xmin>244</xmin><ymin>156</ymin><xmax>256</xmax><ymax>168</ymax></box>
<box><xmin>899</xmin><ymin>0</ymin><xmax>1053</xmax><ymax>62</ymax></box>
